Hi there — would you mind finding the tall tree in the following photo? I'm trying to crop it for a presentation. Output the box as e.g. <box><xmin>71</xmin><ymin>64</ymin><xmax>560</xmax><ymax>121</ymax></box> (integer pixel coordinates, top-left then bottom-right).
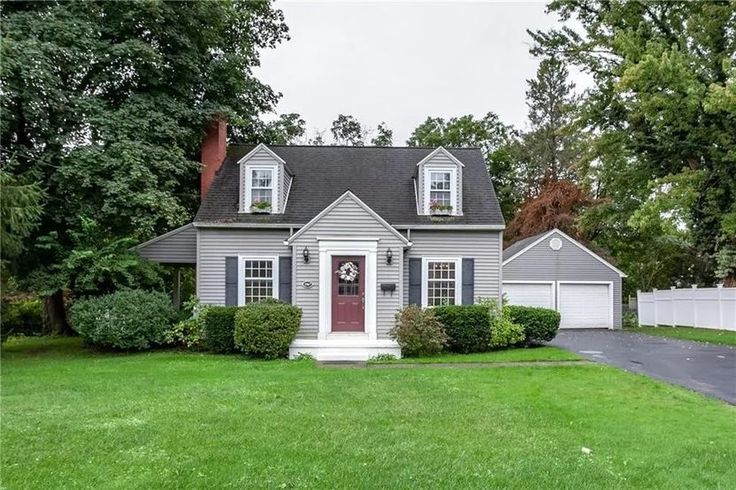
<box><xmin>531</xmin><ymin>0</ymin><xmax>736</xmax><ymax>287</ymax></box>
<box><xmin>0</xmin><ymin>168</ymin><xmax>44</xmax><ymax>260</ymax></box>
<box><xmin>407</xmin><ymin>113</ymin><xmax>520</xmax><ymax>219</ymax></box>
<box><xmin>1</xmin><ymin>1</ymin><xmax>289</xmax><ymax>322</ymax></box>
<box><xmin>517</xmin><ymin>57</ymin><xmax>583</xmax><ymax>196</ymax></box>
<box><xmin>371</xmin><ymin>122</ymin><xmax>393</xmax><ymax>146</ymax></box>
<box><xmin>330</xmin><ymin>114</ymin><xmax>365</xmax><ymax>146</ymax></box>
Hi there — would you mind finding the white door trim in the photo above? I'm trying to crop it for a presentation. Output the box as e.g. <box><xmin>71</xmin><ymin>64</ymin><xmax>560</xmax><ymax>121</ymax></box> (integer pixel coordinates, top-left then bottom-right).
<box><xmin>556</xmin><ymin>280</ymin><xmax>614</xmax><ymax>329</ymax></box>
<box><xmin>318</xmin><ymin>239</ymin><xmax>378</xmax><ymax>341</ymax></box>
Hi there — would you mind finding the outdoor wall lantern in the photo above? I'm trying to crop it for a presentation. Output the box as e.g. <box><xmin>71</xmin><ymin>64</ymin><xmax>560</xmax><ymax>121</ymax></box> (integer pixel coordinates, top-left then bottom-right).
<box><xmin>386</xmin><ymin>248</ymin><xmax>393</xmax><ymax>265</ymax></box>
<box><xmin>302</xmin><ymin>247</ymin><xmax>310</xmax><ymax>263</ymax></box>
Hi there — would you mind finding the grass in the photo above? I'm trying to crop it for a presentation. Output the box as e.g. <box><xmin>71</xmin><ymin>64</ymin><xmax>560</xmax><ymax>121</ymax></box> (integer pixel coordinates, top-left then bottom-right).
<box><xmin>2</xmin><ymin>336</ymin><xmax>735</xmax><ymax>488</ymax></box>
<box><xmin>625</xmin><ymin>326</ymin><xmax>736</xmax><ymax>346</ymax></box>
<box><xmin>368</xmin><ymin>345</ymin><xmax>581</xmax><ymax>364</ymax></box>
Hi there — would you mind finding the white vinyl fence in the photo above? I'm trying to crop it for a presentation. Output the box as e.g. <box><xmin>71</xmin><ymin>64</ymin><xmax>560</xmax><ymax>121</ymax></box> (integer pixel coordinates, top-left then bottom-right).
<box><xmin>637</xmin><ymin>286</ymin><xmax>736</xmax><ymax>331</ymax></box>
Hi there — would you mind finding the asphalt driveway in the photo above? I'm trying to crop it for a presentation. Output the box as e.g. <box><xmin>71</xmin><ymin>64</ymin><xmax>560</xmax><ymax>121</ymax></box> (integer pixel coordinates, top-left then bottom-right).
<box><xmin>550</xmin><ymin>330</ymin><xmax>736</xmax><ymax>404</ymax></box>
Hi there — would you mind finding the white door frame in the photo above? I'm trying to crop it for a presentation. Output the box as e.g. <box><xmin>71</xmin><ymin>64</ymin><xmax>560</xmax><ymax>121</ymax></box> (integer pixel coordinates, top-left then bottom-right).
<box><xmin>318</xmin><ymin>239</ymin><xmax>377</xmax><ymax>341</ymax></box>
<box><xmin>556</xmin><ymin>280</ymin><xmax>614</xmax><ymax>329</ymax></box>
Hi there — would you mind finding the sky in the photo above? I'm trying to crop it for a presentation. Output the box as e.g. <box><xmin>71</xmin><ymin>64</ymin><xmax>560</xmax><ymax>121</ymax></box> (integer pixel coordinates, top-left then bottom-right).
<box><xmin>255</xmin><ymin>1</ymin><xmax>586</xmax><ymax>144</ymax></box>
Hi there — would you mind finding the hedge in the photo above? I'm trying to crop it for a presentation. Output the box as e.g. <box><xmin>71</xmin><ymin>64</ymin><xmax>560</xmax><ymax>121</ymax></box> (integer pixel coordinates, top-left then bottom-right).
<box><xmin>70</xmin><ymin>290</ymin><xmax>176</xmax><ymax>350</ymax></box>
<box><xmin>390</xmin><ymin>305</ymin><xmax>448</xmax><ymax>357</ymax></box>
<box><xmin>234</xmin><ymin>301</ymin><xmax>302</xmax><ymax>359</ymax></box>
<box><xmin>202</xmin><ymin>306</ymin><xmax>239</xmax><ymax>353</ymax></box>
<box><xmin>432</xmin><ymin>304</ymin><xmax>492</xmax><ymax>353</ymax></box>
<box><xmin>503</xmin><ymin>305</ymin><xmax>560</xmax><ymax>344</ymax></box>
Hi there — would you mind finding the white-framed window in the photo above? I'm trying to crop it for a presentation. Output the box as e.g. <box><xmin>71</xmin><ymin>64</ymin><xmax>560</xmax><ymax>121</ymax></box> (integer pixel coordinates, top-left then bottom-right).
<box><xmin>243</xmin><ymin>165</ymin><xmax>277</xmax><ymax>212</ymax></box>
<box><xmin>422</xmin><ymin>257</ymin><xmax>462</xmax><ymax>307</ymax></box>
<box><xmin>238</xmin><ymin>256</ymin><xmax>279</xmax><ymax>305</ymax></box>
<box><xmin>429</xmin><ymin>171</ymin><xmax>452</xmax><ymax>206</ymax></box>
<box><xmin>423</xmin><ymin>167</ymin><xmax>457</xmax><ymax>214</ymax></box>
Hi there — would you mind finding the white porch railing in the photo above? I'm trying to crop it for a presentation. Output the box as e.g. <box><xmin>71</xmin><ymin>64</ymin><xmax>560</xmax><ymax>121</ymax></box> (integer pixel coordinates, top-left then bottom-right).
<box><xmin>637</xmin><ymin>286</ymin><xmax>736</xmax><ymax>331</ymax></box>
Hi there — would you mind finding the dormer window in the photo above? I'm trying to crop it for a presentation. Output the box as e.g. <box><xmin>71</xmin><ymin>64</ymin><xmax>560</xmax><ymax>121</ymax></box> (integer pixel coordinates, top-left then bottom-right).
<box><xmin>251</xmin><ymin>169</ymin><xmax>273</xmax><ymax>204</ymax></box>
<box><xmin>429</xmin><ymin>171</ymin><xmax>452</xmax><ymax>209</ymax></box>
<box><xmin>245</xmin><ymin>166</ymin><xmax>276</xmax><ymax>213</ymax></box>
<box><xmin>416</xmin><ymin>147</ymin><xmax>463</xmax><ymax>216</ymax></box>
<box><xmin>423</xmin><ymin>167</ymin><xmax>457</xmax><ymax>215</ymax></box>
<box><xmin>238</xmin><ymin>144</ymin><xmax>291</xmax><ymax>214</ymax></box>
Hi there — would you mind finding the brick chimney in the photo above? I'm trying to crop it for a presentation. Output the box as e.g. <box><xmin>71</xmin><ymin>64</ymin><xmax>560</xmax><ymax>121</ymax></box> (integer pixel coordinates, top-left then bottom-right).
<box><xmin>200</xmin><ymin>119</ymin><xmax>227</xmax><ymax>201</ymax></box>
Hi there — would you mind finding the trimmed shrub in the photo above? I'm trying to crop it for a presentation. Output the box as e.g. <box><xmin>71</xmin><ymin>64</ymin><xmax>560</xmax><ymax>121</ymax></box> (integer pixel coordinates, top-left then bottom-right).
<box><xmin>234</xmin><ymin>302</ymin><xmax>302</xmax><ymax>359</ymax></box>
<box><xmin>390</xmin><ymin>305</ymin><xmax>448</xmax><ymax>357</ymax></box>
<box><xmin>504</xmin><ymin>305</ymin><xmax>560</xmax><ymax>344</ymax></box>
<box><xmin>70</xmin><ymin>290</ymin><xmax>176</xmax><ymax>350</ymax></box>
<box><xmin>432</xmin><ymin>304</ymin><xmax>492</xmax><ymax>353</ymax></box>
<box><xmin>165</xmin><ymin>296</ymin><xmax>209</xmax><ymax>350</ymax></box>
<box><xmin>1</xmin><ymin>297</ymin><xmax>43</xmax><ymax>340</ymax></box>
<box><xmin>202</xmin><ymin>306</ymin><xmax>239</xmax><ymax>353</ymax></box>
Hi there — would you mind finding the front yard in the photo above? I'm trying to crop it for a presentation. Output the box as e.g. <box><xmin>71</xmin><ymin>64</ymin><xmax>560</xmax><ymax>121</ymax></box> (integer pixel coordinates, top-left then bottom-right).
<box><xmin>625</xmin><ymin>326</ymin><xmax>736</xmax><ymax>346</ymax></box>
<box><xmin>2</xmin><ymin>337</ymin><xmax>735</xmax><ymax>488</ymax></box>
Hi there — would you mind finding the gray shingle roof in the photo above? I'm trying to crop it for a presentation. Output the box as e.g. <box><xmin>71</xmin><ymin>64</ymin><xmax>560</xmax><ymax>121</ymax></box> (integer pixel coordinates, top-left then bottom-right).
<box><xmin>502</xmin><ymin>231</ymin><xmax>548</xmax><ymax>261</ymax></box>
<box><xmin>194</xmin><ymin>145</ymin><xmax>505</xmax><ymax>227</ymax></box>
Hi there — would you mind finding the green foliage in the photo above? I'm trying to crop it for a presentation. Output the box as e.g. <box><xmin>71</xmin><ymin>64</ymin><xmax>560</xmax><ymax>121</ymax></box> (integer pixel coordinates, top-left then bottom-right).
<box><xmin>292</xmin><ymin>352</ymin><xmax>315</xmax><ymax>361</ymax></box>
<box><xmin>165</xmin><ymin>296</ymin><xmax>208</xmax><ymax>350</ymax></box>
<box><xmin>504</xmin><ymin>305</ymin><xmax>560</xmax><ymax>345</ymax></box>
<box><xmin>202</xmin><ymin>306</ymin><xmax>239</xmax><ymax>354</ymax></box>
<box><xmin>1</xmin><ymin>0</ymin><xmax>290</xmax><ymax>297</ymax></box>
<box><xmin>481</xmin><ymin>299</ymin><xmax>526</xmax><ymax>349</ymax></box>
<box><xmin>70</xmin><ymin>290</ymin><xmax>176</xmax><ymax>350</ymax></box>
<box><xmin>368</xmin><ymin>353</ymin><xmax>398</xmax><ymax>362</ymax></box>
<box><xmin>390</xmin><ymin>305</ymin><xmax>448</xmax><ymax>357</ymax></box>
<box><xmin>234</xmin><ymin>302</ymin><xmax>302</xmax><ymax>359</ymax></box>
<box><xmin>622</xmin><ymin>310</ymin><xmax>639</xmax><ymax>330</ymax></box>
<box><xmin>371</xmin><ymin>123</ymin><xmax>393</xmax><ymax>147</ymax></box>
<box><xmin>1</xmin><ymin>296</ymin><xmax>43</xmax><ymax>341</ymax></box>
<box><xmin>0</xmin><ymin>169</ymin><xmax>44</xmax><ymax>260</ymax></box>
<box><xmin>432</xmin><ymin>304</ymin><xmax>492</xmax><ymax>353</ymax></box>
<box><xmin>515</xmin><ymin>57</ymin><xmax>584</xmax><ymax>195</ymax></box>
<box><xmin>330</xmin><ymin>114</ymin><xmax>364</xmax><ymax>146</ymax></box>
<box><xmin>407</xmin><ymin>113</ymin><xmax>520</xmax><ymax>219</ymax></box>
<box><xmin>31</xmin><ymin>218</ymin><xmax>165</xmax><ymax>297</ymax></box>
<box><xmin>532</xmin><ymin>1</ymin><xmax>736</xmax><ymax>287</ymax></box>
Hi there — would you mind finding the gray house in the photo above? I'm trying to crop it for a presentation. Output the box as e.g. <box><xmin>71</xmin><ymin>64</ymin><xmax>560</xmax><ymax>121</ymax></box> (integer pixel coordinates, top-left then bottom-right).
<box><xmin>138</xmin><ymin>122</ymin><xmax>505</xmax><ymax>360</ymax></box>
<box><xmin>503</xmin><ymin>229</ymin><xmax>626</xmax><ymax>329</ymax></box>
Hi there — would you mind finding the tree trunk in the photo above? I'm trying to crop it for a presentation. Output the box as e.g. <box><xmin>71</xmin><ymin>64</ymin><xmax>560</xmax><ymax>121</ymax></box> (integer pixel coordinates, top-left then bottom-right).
<box><xmin>43</xmin><ymin>289</ymin><xmax>73</xmax><ymax>335</ymax></box>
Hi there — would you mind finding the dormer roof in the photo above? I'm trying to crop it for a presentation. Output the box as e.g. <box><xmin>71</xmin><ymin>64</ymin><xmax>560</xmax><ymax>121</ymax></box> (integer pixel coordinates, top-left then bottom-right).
<box><xmin>194</xmin><ymin>145</ymin><xmax>504</xmax><ymax>228</ymax></box>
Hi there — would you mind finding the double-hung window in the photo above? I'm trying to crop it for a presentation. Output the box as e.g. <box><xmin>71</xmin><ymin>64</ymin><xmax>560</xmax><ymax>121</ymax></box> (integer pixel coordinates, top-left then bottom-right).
<box><xmin>423</xmin><ymin>258</ymin><xmax>461</xmax><ymax>307</ymax></box>
<box><xmin>429</xmin><ymin>171</ymin><xmax>452</xmax><ymax>206</ymax></box>
<box><xmin>239</xmin><ymin>257</ymin><xmax>278</xmax><ymax>305</ymax></box>
<box><xmin>250</xmin><ymin>168</ymin><xmax>273</xmax><ymax>206</ymax></box>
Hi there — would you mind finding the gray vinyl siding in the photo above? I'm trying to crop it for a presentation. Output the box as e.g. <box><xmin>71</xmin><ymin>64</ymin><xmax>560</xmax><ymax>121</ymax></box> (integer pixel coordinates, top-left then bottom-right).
<box><xmin>197</xmin><ymin>228</ymin><xmax>291</xmax><ymax>305</ymax></box>
<box><xmin>240</xmin><ymin>147</ymin><xmax>287</xmax><ymax>213</ymax></box>
<box><xmin>503</xmin><ymin>231</ymin><xmax>623</xmax><ymax>328</ymax></box>
<box><xmin>137</xmin><ymin>224</ymin><xmax>196</xmax><ymax>264</ymax></box>
<box><xmin>417</xmin><ymin>152</ymin><xmax>463</xmax><ymax>215</ymax></box>
<box><xmin>290</xmin><ymin>195</ymin><xmax>405</xmax><ymax>340</ymax></box>
<box><xmin>402</xmin><ymin>230</ymin><xmax>502</xmax><ymax>304</ymax></box>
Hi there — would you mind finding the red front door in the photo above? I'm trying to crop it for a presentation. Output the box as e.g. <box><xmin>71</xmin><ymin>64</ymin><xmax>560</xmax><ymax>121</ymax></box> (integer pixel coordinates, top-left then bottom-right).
<box><xmin>331</xmin><ymin>256</ymin><xmax>365</xmax><ymax>332</ymax></box>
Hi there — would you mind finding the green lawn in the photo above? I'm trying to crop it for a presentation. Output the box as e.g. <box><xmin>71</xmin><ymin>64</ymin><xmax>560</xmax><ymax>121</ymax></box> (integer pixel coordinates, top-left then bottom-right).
<box><xmin>2</xmin><ymin>337</ymin><xmax>735</xmax><ymax>488</ymax></box>
<box><xmin>625</xmin><ymin>326</ymin><xmax>736</xmax><ymax>346</ymax></box>
<box><xmin>368</xmin><ymin>346</ymin><xmax>581</xmax><ymax>364</ymax></box>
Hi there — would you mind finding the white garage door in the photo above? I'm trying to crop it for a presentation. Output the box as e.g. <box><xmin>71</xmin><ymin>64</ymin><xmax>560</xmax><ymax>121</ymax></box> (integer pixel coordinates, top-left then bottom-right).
<box><xmin>503</xmin><ymin>282</ymin><xmax>554</xmax><ymax>309</ymax></box>
<box><xmin>558</xmin><ymin>283</ymin><xmax>611</xmax><ymax>329</ymax></box>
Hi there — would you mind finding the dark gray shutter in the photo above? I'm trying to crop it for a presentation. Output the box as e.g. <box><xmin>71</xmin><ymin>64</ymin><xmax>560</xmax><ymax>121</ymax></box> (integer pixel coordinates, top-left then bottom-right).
<box><xmin>409</xmin><ymin>258</ymin><xmax>422</xmax><ymax>306</ymax></box>
<box><xmin>225</xmin><ymin>256</ymin><xmax>238</xmax><ymax>306</ymax></box>
<box><xmin>462</xmin><ymin>258</ymin><xmax>474</xmax><ymax>305</ymax></box>
<box><xmin>279</xmin><ymin>256</ymin><xmax>292</xmax><ymax>304</ymax></box>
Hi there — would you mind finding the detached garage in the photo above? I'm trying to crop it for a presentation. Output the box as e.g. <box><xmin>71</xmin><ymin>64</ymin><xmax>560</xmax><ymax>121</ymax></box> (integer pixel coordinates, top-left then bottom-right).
<box><xmin>502</xmin><ymin>229</ymin><xmax>626</xmax><ymax>329</ymax></box>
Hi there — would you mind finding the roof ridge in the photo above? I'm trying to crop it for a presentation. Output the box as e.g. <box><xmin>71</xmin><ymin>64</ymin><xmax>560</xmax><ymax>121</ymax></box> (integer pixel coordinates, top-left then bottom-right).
<box><xmin>227</xmin><ymin>144</ymin><xmax>483</xmax><ymax>151</ymax></box>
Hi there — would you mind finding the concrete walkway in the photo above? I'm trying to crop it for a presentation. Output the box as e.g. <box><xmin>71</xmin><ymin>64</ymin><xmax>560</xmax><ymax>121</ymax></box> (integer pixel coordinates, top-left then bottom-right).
<box><xmin>550</xmin><ymin>330</ymin><xmax>736</xmax><ymax>404</ymax></box>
